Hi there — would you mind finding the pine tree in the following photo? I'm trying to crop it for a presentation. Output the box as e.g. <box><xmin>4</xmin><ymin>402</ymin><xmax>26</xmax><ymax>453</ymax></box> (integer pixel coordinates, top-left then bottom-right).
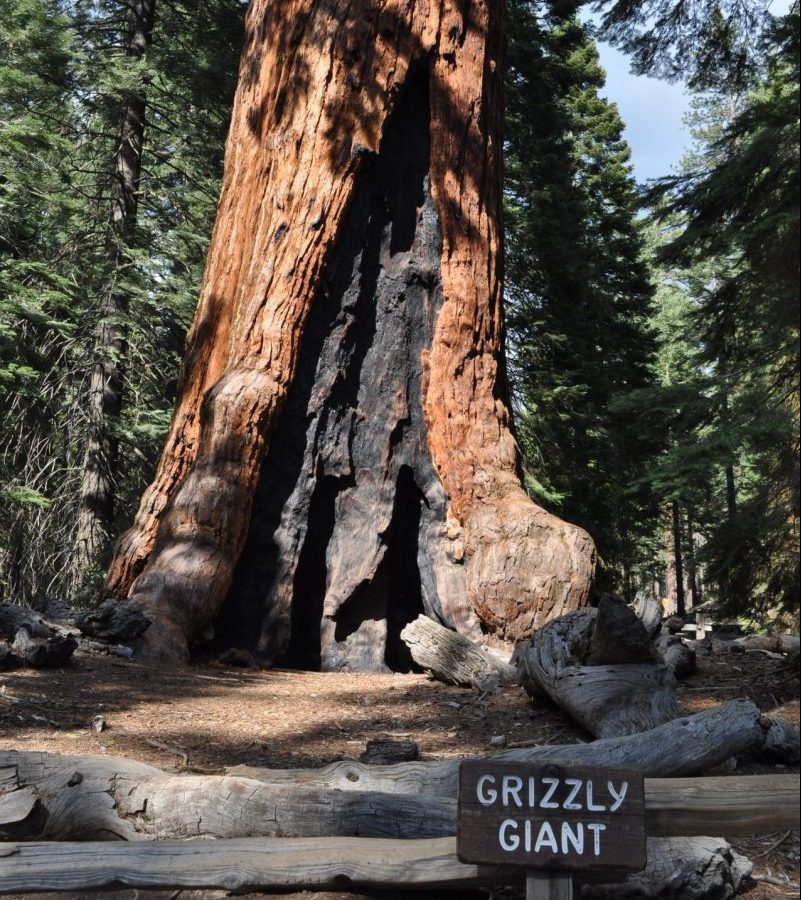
<box><xmin>594</xmin><ymin>0</ymin><xmax>776</xmax><ymax>89</ymax></box>
<box><xmin>660</xmin><ymin>10</ymin><xmax>801</xmax><ymax>618</ymax></box>
<box><xmin>0</xmin><ymin>0</ymin><xmax>244</xmax><ymax>603</ymax></box>
<box><xmin>505</xmin><ymin>0</ymin><xmax>656</xmax><ymax>596</ymax></box>
<box><xmin>0</xmin><ymin>0</ymin><xmax>86</xmax><ymax>601</ymax></box>
<box><xmin>628</xmin><ymin>8</ymin><xmax>800</xmax><ymax>620</ymax></box>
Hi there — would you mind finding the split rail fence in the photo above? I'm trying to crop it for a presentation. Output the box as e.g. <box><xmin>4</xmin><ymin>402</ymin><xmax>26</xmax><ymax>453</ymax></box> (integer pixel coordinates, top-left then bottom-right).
<box><xmin>0</xmin><ymin>773</ymin><xmax>798</xmax><ymax>893</ymax></box>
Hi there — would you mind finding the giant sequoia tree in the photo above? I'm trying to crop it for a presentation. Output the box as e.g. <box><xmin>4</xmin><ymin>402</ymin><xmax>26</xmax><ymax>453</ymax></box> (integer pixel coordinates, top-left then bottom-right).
<box><xmin>104</xmin><ymin>0</ymin><xmax>596</xmax><ymax>668</ymax></box>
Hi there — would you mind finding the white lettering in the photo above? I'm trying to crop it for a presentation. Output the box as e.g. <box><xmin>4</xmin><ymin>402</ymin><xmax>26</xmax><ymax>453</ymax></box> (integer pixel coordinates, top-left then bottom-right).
<box><xmin>499</xmin><ymin>819</ymin><xmax>519</xmax><ymax>851</ymax></box>
<box><xmin>561</xmin><ymin>821</ymin><xmax>584</xmax><ymax>855</ymax></box>
<box><xmin>540</xmin><ymin>777</ymin><xmax>560</xmax><ymax>809</ymax></box>
<box><xmin>502</xmin><ymin>775</ymin><xmax>524</xmax><ymax>808</ymax></box>
<box><xmin>476</xmin><ymin>775</ymin><xmax>497</xmax><ymax>806</ymax></box>
<box><xmin>608</xmin><ymin>780</ymin><xmax>629</xmax><ymax>812</ymax></box>
<box><xmin>534</xmin><ymin>821</ymin><xmax>559</xmax><ymax>853</ymax></box>
<box><xmin>525</xmin><ymin>818</ymin><xmax>532</xmax><ymax>852</ymax></box>
<box><xmin>586</xmin><ymin>780</ymin><xmax>606</xmax><ymax>812</ymax></box>
<box><xmin>563</xmin><ymin>778</ymin><xmax>583</xmax><ymax>810</ymax></box>
<box><xmin>587</xmin><ymin>822</ymin><xmax>607</xmax><ymax>856</ymax></box>
<box><xmin>528</xmin><ymin>776</ymin><xmax>536</xmax><ymax>807</ymax></box>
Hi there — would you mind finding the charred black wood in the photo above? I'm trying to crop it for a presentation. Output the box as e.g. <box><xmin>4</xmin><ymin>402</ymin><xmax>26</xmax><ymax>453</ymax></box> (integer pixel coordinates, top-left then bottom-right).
<box><xmin>221</xmin><ymin>72</ymin><xmax>474</xmax><ymax>672</ymax></box>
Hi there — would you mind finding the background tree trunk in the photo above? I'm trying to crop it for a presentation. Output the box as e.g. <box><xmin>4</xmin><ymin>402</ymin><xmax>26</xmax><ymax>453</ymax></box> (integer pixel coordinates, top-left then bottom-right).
<box><xmin>671</xmin><ymin>500</ymin><xmax>686</xmax><ymax>617</ymax></box>
<box><xmin>686</xmin><ymin>508</ymin><xmax>700</xmax><ymax>609</ymax></box>
<box><xmin>104</xmin><ymin>0</ymin><xmax>595</xmax><ymax>665</ymax></box>
<box><xmin>72</xmin><ymin>0</ymin><xmax>156</xmax><ymax>600</ymax></box>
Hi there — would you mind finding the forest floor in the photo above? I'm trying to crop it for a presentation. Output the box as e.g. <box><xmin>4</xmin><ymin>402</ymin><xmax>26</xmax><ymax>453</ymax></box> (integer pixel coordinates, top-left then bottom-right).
<box><xmin>0</xmin><ymin>638</ymin><xmax>798</xmax><ymax>900</ymax></box>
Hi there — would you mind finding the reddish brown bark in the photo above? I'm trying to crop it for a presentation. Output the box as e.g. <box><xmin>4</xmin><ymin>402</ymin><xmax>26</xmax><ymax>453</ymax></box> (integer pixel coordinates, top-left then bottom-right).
<box><xmin>105</xmin><ymin>0</ymin><xmax>595</xmax><ymax>663</ymax></box>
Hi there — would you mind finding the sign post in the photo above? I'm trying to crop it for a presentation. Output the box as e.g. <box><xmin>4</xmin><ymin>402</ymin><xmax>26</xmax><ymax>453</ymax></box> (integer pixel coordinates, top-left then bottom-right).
<box><xmin>457</xmin><ymin>761</ymin><xmax>647</xmax><ymax>898</ymax></box>
<box><xmin>526</xmin><ymin>871</ymin><xmax>574</xmax><ymax>899</ymax></box>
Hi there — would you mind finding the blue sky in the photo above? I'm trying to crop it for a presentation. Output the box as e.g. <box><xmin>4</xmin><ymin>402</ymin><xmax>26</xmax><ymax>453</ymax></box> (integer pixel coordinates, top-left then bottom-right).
<box><xmin>593</xmin><ymin>0</ymin><xmax>795</xmax><ymax>184</ymax></box>
<box><xmin>594</xmin><ymin>41</ymin><xmax>690</xmax><ymax>184</ymax></box>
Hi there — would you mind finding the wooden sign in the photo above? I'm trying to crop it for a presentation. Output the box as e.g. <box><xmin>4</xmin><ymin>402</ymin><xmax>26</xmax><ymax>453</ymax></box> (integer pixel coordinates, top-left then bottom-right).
<box><xmin>457</xmin><ymin>761</ymin><xmax>646</xmax><ymax>873</ymax></box>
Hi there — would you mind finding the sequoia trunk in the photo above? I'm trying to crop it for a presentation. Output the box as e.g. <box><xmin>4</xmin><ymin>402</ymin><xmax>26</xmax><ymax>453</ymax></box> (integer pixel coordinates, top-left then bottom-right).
<box><xmin>105</xmin><ymin>0</ymin><xmax>595</xmax><ymax>665</ymax></box>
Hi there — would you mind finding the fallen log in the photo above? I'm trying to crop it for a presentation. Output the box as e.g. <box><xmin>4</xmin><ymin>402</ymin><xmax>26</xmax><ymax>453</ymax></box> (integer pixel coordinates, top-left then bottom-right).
<box><xmin>400</xmin><ymin>615</ymin><xmax>518</xmax><ymax>688</ymax></box>
<box><xmin>585</xmin><ymin>837</ymin><xmax>752</xmax><ymax>900</ymax></box>
<box><xmin>0</xmin><ymin>605</ymin><xmax>77</xmax><ymax>671</ymax></box>
<box><xmin>0</xmin><ymin>834</ymin><xmax>765</xmax><ymax>896</ymax></box>
<box><xmin>229</xmin><ymin>700</ymin><xmax>776</xmax><ymax>793</ymax></box>
<box><xmin>0</xmin><ymin>751</ymin><xmax>455</xmax><ymax>841</ymax></box>
<box><xmin>655</xmin><ymin>633</ymin><xmax>696</xmax><ymax>679</ymax></box>
<box><xmin>633</xmin><ymin>593</ymin><xmax>663</xmax><ymax>639</ymax></box>
<box><xmin>587</xmin><ymin>595</ymin><xmax>655</xmax><ymax>664</ymax></box>
<box><xmin>1</xmin><ymin>736</ymin><xmax>796</xmax><ymax>896</ymax></box>
<box><xmin>732</xmin><ymin>633</ymin><xmax>800</xmax><ymax>656</ymax></box>
<box><xmin>73</xmin><ymin>599</ymin><xmax>150</xmax><ymax>645</ymax></box>
<box><xmin>0</xmin><ymin>836</ymin><xmax>511</xmax><ymax>893</ymax></box>
<box><xmin>513</xmin><ymin>599</ymin><xmax>680</xmax><ymax>738</ymax></box>
<box><xmin>2</xmin><ymin>730</ymin><xmax>797</xmax><ymax>843</ymax></box>
<box><xmin>762</xmin><ymin>714</ymin><xmax>801</xmax><ymax>763</ymax></box>
<box><xmin>0</xmin><ymin>602</ymin><xmax>152</xmax><ymax>669</ymax></box>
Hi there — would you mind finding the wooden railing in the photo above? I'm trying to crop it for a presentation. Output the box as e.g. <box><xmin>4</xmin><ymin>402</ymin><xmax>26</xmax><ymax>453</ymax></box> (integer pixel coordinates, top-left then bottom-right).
<box><xmin>0</xmin><ymin>774</ymin><xmax>797</xmax><ymax>893</ymax></box>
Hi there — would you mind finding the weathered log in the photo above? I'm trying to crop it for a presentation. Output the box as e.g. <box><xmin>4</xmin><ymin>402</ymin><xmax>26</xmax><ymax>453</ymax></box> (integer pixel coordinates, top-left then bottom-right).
<box><xmin>0</xmin><ymin>602</ymin><xmax>144</xmax><ymax>668</ymax></box>
<box><xmin>0</xmin><ymin>606</ymin><xmax>51</xmax><ymax>639</ymax></box>
<box><xmin>0</xmin><ymin>835</ymin><xmax>758</xmax><ymax>896</ymax></box>
<box><xmin>1</xmin><ymin>746</ymin><xmax>797</xmax><ymax>843</ymax></box>
<box><xmin>8</xmin><ymin>630</ymin><xmax>76</xmax><ymax>670</ymax></box>
<box><xmin>230</xmin><ymin>700</ymin><xmax>776</xmax><ymax>792</ymax></box>
<box><xmin>0</xmin><ymin>751</ymin><xmax>455</xmax><ymax>842</ymax></box>
<box><xmin>655</xmin><ymin>633</ymin><xmax>696</xmax><ymax>679</ymax></box>
<box><xmin>583</xmin><ymin>837</ymin><xmax>752</xmax><ymax>900</ymax></box>
<box><xmin>732</xmin><ymin>633</ymin><xmax>800</xmax><ymax>655</ymax></box>
<box><xmin>400</xmin><ymin>614</ymin><xmax>518</xmax><ymax>687</ymax></box>
<box><xmin>586</xmin><ymin>595</ymin><xmax>655</xmax><ymax>665</ymax></box>
<box><xmin>0</xmin><ymin>836</ymin><xmax>511</xmax><ymax>893</ymax></box>
<box><xmin>1</xmin><ymin>702</ymin><xmax>784</xmax><ymax>844</ymax></box>
<box><xmin>0</xmin><ymin>605</ymin><xmax>77</xmax><ymax>670</ymax></box>
<box><xmin>761</xmin><ymin>714</ymin><xmax>801</xmax><ymax>763</ymax></box>
<box><xmin>633</xmin><ymin>593</ymin><xmax>663</xmax><ymax>639</ymax></box>
<box><xmin>513</xmin><ymin>603</ymin><xmax>680</xmax><ymax>738</ymax></box>
<box><xmin>74</xmin><ymin>599</ymin><xmax>150</xmax><ymax>644</ymax></box>
<box><xmin>635</xmin><ymin>596</ymin><xmax>698</xmax><ymax>679</ymax></box>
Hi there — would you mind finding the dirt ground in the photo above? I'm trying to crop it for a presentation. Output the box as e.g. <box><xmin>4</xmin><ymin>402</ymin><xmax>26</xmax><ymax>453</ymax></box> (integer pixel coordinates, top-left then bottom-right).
<box><xmin>1</xmin><ymin>638</ymin><xmax>798</xmax><ymax>900</ymax></box>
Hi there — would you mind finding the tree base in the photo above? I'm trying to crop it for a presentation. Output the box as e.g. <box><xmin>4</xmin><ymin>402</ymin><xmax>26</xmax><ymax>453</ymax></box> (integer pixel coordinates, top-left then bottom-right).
<box><xmin>104</xmin><ymin>4</ymin><xmax>595</xmax><ymax>665</ymax></box>
<box><xmin>215</xmin><ymin>73</ymin><xmax>476</xmax><ymax>672</ymax></box>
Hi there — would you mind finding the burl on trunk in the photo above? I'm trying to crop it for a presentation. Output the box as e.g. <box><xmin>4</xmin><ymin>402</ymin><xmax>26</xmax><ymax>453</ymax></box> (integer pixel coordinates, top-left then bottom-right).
<box><xmin>105</xmin><ymin>0</ymin><xmax>595</xmax><ymax>667</ymax></box>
